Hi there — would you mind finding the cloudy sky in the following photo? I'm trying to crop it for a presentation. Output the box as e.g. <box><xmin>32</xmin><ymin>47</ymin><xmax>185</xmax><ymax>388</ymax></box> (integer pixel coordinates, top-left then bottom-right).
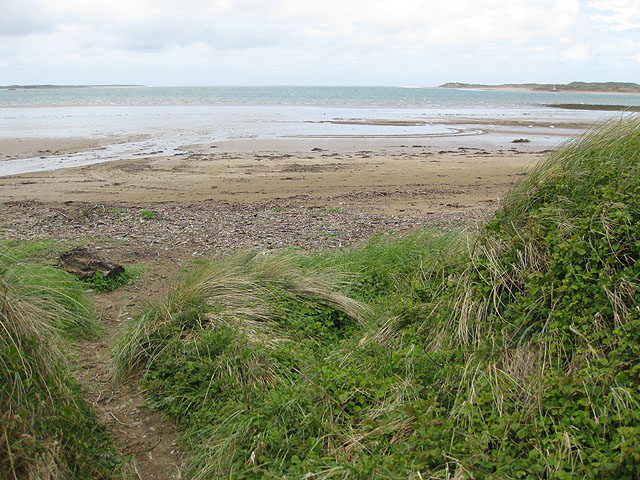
<box><xmin>1</xmin><ymin>0</ymin><xmax>639</xmax><ymax>86</ymax></box>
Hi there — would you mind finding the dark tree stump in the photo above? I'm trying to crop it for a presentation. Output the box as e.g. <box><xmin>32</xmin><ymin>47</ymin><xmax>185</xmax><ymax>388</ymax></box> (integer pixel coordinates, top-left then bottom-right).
<box><xmin>59</xmin><ymin>247</ymin><xmax>124</xmax><ymax>279</ymax></box>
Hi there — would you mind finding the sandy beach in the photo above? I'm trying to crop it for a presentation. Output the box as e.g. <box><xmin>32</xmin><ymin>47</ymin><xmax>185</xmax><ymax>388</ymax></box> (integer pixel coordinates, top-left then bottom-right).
<box><xmin>4</xmin><ymin>95</ymin><xmax>606</xmax><ymax>271</ymax></box>
<box><xmin>1</xmin><ymin>104</ymin><xmax>584</xmax><ymax>257</ymax></box>
<box><xmin>0</xmin><ymin>125</ymin><xmax>552</xmax><ymax>264</ymax></box>
<box><xmin>0</xmin><ymin>140</ymin><xmax>540</xmax><ymax>212</ymax></box>
<box><xmin>0</xmin><ymin>109</ymin><xmax>588</xmax><ymax>212</ymax></box>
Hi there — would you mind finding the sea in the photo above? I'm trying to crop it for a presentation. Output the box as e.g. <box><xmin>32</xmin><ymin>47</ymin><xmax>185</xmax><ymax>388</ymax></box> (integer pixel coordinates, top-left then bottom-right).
<box><xmin>2</xmin><ymin>86</ymin><xmax>638</xmax><ymax>176</ymax></box>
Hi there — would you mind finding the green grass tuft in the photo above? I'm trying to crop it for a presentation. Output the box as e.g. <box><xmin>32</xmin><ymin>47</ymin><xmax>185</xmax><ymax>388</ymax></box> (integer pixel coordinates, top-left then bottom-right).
<box><xmin>139</xmin><ymin>209</ymin><xmax>156</xmax><ymax>220</ymax></box>
<box><xmin>0</xmin><ymin>245</ymin><xmax>121</xmax><ymax>479</ymax></box>
<box><xmin>113</xmin><ymin>251</ymin><xmax>369</xmax><ymax>380</ymax></box>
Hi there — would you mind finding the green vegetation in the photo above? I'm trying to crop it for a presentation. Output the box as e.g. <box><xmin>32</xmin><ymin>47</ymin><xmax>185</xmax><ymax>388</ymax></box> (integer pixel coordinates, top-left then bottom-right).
<box><xmin>440</xmin><ymin>81</ymin><xmax>640</xmax><ymax>93</ymax></box>
<box><xmin>547</xmin><ymin>104</ymin><xmax>640</xmax><ymax>112</ymax></box>
<box><xmin>87</xmin><ymin>266</ymin><xmax>141</xmax><ymax>293</ymax></box>
<box><xmin>3</xmin><ymin>117</ymin><xmax>638</xmax><ymax>478</ymax></box>
<box><xmin>112</xmin><ymin>251</ymin><xmax>368</xmax><ymax>379</ymax></box>
<box><xmin>0</xmin><ymin>238</ymin><xmax>140</xmax><ymax>293</ymax></box>
<box><xmin>0</xmin><ymin>247</ymin><xmax>121</xmax><ymax>479</ymax></box>
<box><xmin>0</xmin><ymin>238</ymin><xmax>67</xmax><ymax>262</ymax></box>
<box><xmin>139</xmin><ymin>209</ymin><xmax>156</xmax><ymax>220</ymax></box>
<box><xmin>113</xmin><ymin>117</ymin><xmax>640</xmax><ymax>478</ymax></box>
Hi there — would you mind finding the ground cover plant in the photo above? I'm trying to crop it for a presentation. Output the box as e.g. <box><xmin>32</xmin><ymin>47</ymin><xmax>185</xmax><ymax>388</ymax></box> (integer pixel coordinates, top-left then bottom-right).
<box><xmin>86</xmin><ymin>265</ymin><xmax>140</xmax><ymax>293</ymax></box>
<box><xmin>140</xmin><ymin>209</ymin><xmax>157</xmax><ymax>221</ymax></box>
<box><xmin>0</xmin><ymin>245</ymin><xmax>121</xmax><ymax>479</ymax></box>
<box><xmin>114</xmin><ymin>117</ymin><xmax>640</xmax><ymax>478</ymax></box>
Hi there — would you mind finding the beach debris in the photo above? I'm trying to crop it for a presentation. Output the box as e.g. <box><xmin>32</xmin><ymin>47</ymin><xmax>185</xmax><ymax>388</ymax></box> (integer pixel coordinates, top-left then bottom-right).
<box><xmin>311</xmin><ymin>147</ymin><xmax>326</xmax><ymax>152</ymax></box>
<box><xmin>512</xmin><ymin>138</ymin><xmax>530</xmax><ymax>143</ymax></box>
<box><xmin>59</xmin><ymin>246</ymin><xmax>124</xmax><ymax>279</ymax></box>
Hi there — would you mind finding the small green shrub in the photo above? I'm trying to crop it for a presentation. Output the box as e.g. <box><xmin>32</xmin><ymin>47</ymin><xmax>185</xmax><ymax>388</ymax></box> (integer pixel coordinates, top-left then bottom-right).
<box><xmin>87</xmin><ymin>266</ymin><xmax>140</xmax><ymax>293</ymax></box>
<box><xmin>140</xmin><ymin>209</ymin><xmax>156</xmax><ymax>220</ymax></box>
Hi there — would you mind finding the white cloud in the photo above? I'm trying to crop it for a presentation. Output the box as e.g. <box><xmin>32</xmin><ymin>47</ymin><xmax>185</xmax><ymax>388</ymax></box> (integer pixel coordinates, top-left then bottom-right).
<box><xmin>2</xmin><ymin>0</ymin><xmax>581</xmax><ymax>51</ymax></box>
<box><xmin>588</xmin><ymin>0</ymin><xmax>640</xmax><ymax>30</ymax></box>
<box><xmin>275</xmin><ymin>0</ymin><xmax>580</xmax><ymax>49</ymax></box>
<box><xmin>561</xmin><ymin>44</ymin><xmax>590</xmax><ymax>61</ymax></box>
<box><xmin>1</xmin><ymin>0</ymin><xmax>639</xmax><ymax>85</ymax></box>
<box><xmin>0</xmin><ymin>0</ymin><xmax>54</xmax><ymax>36</ymax></box>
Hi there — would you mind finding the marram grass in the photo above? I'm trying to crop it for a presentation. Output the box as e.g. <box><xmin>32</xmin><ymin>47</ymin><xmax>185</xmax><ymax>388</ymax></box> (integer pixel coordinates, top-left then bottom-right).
<box><xmin>113</xmin><ymin>250</ymin><xmax>369</xmax><ymax>379</ymax></box>
<box><xmin>499</xmin><ymin>115</ymin><xmax>640</xmax><ymax>226</ymax></box>
<box><xmin>0</xmin><ymin>247</ymin><xmax>120</xmax><ymax>479</ymax></box>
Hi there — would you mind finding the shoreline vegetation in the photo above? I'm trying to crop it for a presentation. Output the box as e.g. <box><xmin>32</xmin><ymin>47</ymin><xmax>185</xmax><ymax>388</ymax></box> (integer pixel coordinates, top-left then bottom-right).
<box><xmin>3</xmin><ymin>116</ymin><xmax>640</xmax><ymax>478</ymax></box>
<box><xmin>0</xmin><ymin>245</ymin><xmax>121</xmax><ymax>477</ymax></box>
<box><xmin>546</xmin><ymin>103</ymin><xmax>640</xmax><ymax>112</ymax></box>
<box><xmin>114</xmin><ymin>117</ymin><xmax>640</xmax><ymax>478</ymax></box>
<box><xmin>440</xmin><ymin>81</ymin><xmax>640</xmax><ymax>94</ymax></box>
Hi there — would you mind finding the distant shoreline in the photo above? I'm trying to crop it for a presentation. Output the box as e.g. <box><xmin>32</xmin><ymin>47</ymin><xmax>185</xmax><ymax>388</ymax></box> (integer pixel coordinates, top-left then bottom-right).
<box><xmin>4</xmin><ymin>83</ymin><xmax>640</xmax><ymax>95</ymax></box>
<box><xmin>1</xmin><ymin>84</ymin><xmax>145</xmax><ymax>90</ymax></box>
<box><xmin>439</xmin><ymin>82</ymin><xmax>640</xmax><ymax>95</ymax></box>
<box><xmin>546</xmin><ymin>103</ymin><xmax>640</xmax><ymax>112</ymax></box>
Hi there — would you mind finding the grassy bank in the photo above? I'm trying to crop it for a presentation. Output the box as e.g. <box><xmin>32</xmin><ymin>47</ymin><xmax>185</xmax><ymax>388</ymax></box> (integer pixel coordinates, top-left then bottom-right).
<box><xmin>114</xmin><ymin>117</ymin><xmax>640</xmax><ymax>478</ymax></box>
<box><xmin>440</xmin><ymin>81</ymin><xmax>640</xmax><ymax>93</ymax></box>
<box><xmin>546</xmin><ymin>104</ymin><xmax>640</xmax><ymax>112</ymax></box>
<box><xmin>0</xmin><ymin>244</ymin><xmax>121</xmax><ymax>479</ymax></box>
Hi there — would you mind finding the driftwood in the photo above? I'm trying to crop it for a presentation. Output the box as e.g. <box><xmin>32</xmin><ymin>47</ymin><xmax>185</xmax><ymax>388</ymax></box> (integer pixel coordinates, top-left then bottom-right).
<box><xmin>59</xmin><ymin>247</ymin><xmax>124</xmax><ymax>279</ymax></box>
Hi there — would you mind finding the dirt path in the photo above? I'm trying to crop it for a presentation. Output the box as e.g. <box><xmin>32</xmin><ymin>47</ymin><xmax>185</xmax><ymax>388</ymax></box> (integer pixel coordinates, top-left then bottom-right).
<box><xmin>72</xmin><ymin>258</ymin><xmax>184</xmax><ymax>479</ymax></box>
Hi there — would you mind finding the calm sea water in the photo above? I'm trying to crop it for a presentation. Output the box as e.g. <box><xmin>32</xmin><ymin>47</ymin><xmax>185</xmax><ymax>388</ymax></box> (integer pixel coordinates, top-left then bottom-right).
<box><xmin>2</xmin><ymin>85</ymin><xmax>640</xmax><ymax>108</ymax></box>
<box><xmin>1</xmin><ymin>86</ymin><xmax>637</xmax><ymax>176</ymax></box>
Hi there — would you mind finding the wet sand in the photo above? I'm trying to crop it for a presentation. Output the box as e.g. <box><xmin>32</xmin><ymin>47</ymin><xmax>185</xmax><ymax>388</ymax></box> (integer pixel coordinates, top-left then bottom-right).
<box><xmin>0</xmin><ymin>137</ymin><xmax>112</xmax><ymax>160</ymax></box>
<box><xmin>0</xmin><ymin>138</ymin><xmax>540</xmax><ymax>216</ymax></box>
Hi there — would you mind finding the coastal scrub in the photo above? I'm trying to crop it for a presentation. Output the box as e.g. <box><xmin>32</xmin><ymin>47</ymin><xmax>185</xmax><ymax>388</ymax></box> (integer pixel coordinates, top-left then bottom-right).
<box><xmin>114</xmin><ymin>117</ymin><xmax>640</xmax><ymax>478</ymax></box>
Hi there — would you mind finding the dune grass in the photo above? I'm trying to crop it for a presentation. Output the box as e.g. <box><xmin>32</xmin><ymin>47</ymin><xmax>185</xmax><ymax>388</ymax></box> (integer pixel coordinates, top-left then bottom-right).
<box><xmin>0</xmin><ymin>247</ymin><xmax>121</xmax><ymax>479</ymax></box>
<box><xmin>113</xmin><ymin>117</ymin><xmax>640</xmax><ymax>478</ymax></box>
<box><xmin>113</xmin><ymin>251</ymin><xmax>369</xmax><ymax>379</ymax></box>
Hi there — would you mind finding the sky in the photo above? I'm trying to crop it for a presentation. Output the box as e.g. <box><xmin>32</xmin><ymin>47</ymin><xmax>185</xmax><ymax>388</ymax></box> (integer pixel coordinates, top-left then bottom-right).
<box><xmin>1</xmin><ymin>0</ymin><xmax>639</xmax><ymax>86</ymax></box>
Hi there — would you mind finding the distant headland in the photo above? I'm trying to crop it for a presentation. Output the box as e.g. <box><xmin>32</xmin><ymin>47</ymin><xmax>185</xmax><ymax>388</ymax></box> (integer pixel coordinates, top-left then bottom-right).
<box><xmin>439</xmin><ymin>81</ymin><xmax>640</xmax><ymax>94</ymax></box>
<box><xmin>1</xmin><ymin>84</ymin><xmax>144</xmax><ymax>90</ymax></box>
